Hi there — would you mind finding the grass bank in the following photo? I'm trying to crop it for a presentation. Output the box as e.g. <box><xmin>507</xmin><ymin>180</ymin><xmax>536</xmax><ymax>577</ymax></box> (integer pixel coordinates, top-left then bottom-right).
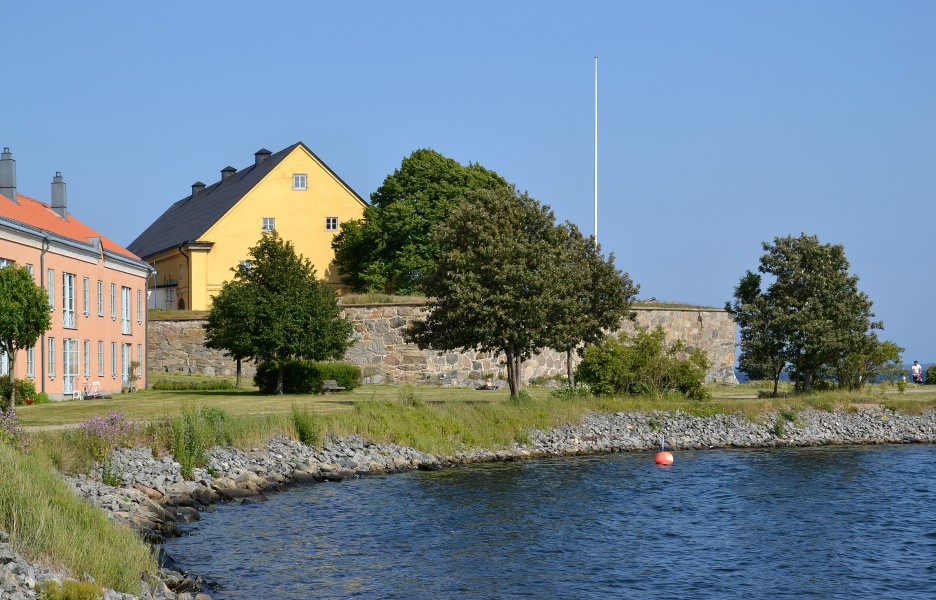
<box><xmin>0</xmin><ymin>443</ymin><xmax>157</xmax><ymax>594</ymax></box>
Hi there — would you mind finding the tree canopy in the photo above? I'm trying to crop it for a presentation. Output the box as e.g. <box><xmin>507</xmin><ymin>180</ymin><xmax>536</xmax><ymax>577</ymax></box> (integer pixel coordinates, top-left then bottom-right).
<box><xmin>547</xmin><ymin>223</ymin><xmax>638</xmax><ymax>386</ymax></box>
<box><xmin>0</xmin><ymin>265</ymin><xmax>51</xmax><ymax>411</ymax></box>
<box><xmin>331</xmin><ymin>149</ymin><xmax>509</xmax><ymax>295</ymax></box>
<box><xmin>405</xmin><ymin>185</ymin><xmax>637</xmax><ymax>397</ymax></box>
<box><xmin>727</xmin><ymin>233</ymin><xmax>891</xmax><ymax>393</ymax></box>
<box><xmin>205</xmin><ymin>231</ymin><xmax>352</xmax><ymax>394</ymax></box>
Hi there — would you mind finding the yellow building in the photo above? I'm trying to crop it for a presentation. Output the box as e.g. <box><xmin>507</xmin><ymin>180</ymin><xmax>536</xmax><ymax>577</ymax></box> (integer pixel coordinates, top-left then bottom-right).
<box><xmin>128</xmin><ymin>143</ymin><xmax>367</xmax><ymax>310</ymax></box>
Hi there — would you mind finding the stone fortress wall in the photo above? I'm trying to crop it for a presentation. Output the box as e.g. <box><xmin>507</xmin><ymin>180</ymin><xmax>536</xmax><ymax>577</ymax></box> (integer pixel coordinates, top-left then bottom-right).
<box><xmin>148</xmin><ymin>304</ymin><xmax>737</xmax><ymax>386</ymax></box>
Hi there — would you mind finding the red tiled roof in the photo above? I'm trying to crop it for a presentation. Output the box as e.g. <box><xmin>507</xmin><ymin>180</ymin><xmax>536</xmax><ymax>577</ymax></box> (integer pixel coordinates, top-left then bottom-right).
<box><xmin>0</xmin><ymin>192</ymin><xmax>141</xmax><ymax>261</ymax></box>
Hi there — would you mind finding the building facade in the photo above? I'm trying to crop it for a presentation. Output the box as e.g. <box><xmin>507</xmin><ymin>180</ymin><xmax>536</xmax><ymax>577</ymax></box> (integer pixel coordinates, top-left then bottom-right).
<box><xmin>128</xmin><ymin>142</ymin><xmax>367</xmax><ymax>311</ymax></box>
<box><xmin>0</xmin><ymin>148</ymin><xmax>151</xmax><ymax>399</ymax></box>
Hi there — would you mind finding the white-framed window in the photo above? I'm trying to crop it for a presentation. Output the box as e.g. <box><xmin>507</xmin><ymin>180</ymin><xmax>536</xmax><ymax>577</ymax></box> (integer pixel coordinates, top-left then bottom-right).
<box><xmin>97</xmin><ymin>280</ymin><xmax>104</xmax><ymax>316</ymax></box>
<box><xmin>0</xmin><ymin>258</ymin><xmax>11</xmax><ymax>268</ymax></box>
<box><xmin>137</xmin><ymin>289</ymin><xmax>142</xmax><ymax>323</ymax></box>
<box><xmin>47</xmin><ymin>268</ymin><xmax>55</xmax><ymax>311</ymax></box>
<box><xmin>25</xmin><ymin>263</ymin><xmax>33</xmax><ymax>277</ymax></box>
<box><xmin>110</xmin><ymin>342</ymin><xmax>117</xmax><ymax>378</ymax></box>
<box><xmin>292</xmin><ymin>174</ymin><xmax>307</xmax><ymax>190</ymax></box>
<box><xmin>83</xmin><ymin>277</ymin><xmax>90</xmax><ymax>316</ymax></box>
<box><xmin>83</xmin><ymin>340</ymin><xmax>91</xmax><ymax>378</ymax></box>
<box><xmin>62</xmin><ymin>272</ymin><xmax>76</xmax><ymax>328</ymax></box>
<box><xmin>110</xmin><ymin>283</ymin><xmax>117</xmax><ymax>320</ymax></box>
<box><xmin>48</xmin><ymin>336</ymin><xmax>56</xmax><ymax>379</ymax></box>
<box><xmin>63</xmin><ymin>339</ymin><xmax>78</xmax><ymax>395</ymax></box>
<box><xmin>26</xmin><ymin>347</ymin><xmax>34</xmax><ymax>379</ymax></box>
<box><xmin>325</xmin><ymin>217</ymin><xmax>338</xmax><ymax>231</ymax></box>
<box><xmin>262</xmin><ymin>217</ymin><xmax>275</xmax><ymax>232</ymax></box>
<box><xmin>97</xmin><ymin>341</ymin><xmax>104</xmax><ymax>377</ymax></box>
<box><xmin>238</xmin><ymin>260</ymin><xmax>252</xmax><ymax>273</ymax></box>
<box><xmin>0</xmin><ymin>351</ymin><xmax>7</xmax><ymax>376</ymax></box>
<box><xmin>121</xmin><ymin>343</ymin><xmax>131</xmax><ymax>386</ymax></box>
<box><xmin>137</xmin><ymin>344</ymin><xmax>143</xmax><ymax>378</ymax></box>
<box><xmin>121</xmin><ymin>286</ymin><xmax>131</xmax><ymax>334</ymax></box>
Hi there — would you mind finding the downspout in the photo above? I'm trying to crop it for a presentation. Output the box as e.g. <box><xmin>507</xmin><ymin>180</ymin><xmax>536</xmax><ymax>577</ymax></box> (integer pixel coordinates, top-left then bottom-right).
<box><xmin>144</xmin><ymin>266</ymin><xmax>156</xmax><ymax>389</ymax></box>
<box><xmin>177</xmin><ymin>243</ymin><xmax>190</xmax><ymax>310</ymax></box>
<box><xmin>39</xmin><ymin>236</ymin><xmax>49</xmax><ymax>394</ymax></box>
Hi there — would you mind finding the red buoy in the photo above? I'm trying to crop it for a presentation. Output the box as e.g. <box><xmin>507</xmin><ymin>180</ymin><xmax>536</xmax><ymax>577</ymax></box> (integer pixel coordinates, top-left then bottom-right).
<box><xmin>655</xmin><ymin>451</ymin><xmax>674</xmax><ymax>465</ymax></box>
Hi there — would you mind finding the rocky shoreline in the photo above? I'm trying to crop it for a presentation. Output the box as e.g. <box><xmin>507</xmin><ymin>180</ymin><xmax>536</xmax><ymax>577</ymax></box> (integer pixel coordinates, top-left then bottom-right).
<box><xmin>4</xmin><ymin>405</ymin><xmax>936</xmax><ymax>599</ymax></box>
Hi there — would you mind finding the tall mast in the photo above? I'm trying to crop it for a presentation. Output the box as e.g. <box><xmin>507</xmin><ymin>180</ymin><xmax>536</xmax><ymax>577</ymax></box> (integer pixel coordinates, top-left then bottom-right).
<box><xmin>594</xmin><ymin>54</ymin><xmax>599</xmax><ymax>244</ymax></box>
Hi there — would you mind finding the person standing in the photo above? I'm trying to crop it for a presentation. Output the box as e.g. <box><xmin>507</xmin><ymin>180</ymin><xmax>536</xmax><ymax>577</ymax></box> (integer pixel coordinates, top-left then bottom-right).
<box><xmin>911</xmin><ymin>361</ymin><xmax>923</xmax><ymax>384</ymax></box>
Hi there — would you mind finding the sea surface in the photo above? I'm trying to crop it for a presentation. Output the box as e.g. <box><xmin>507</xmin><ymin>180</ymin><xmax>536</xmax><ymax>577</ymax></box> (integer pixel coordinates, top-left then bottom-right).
<box><xmin>164</xmin><ymin>445</ymin><xmax>936</xmax><ymax>599</ymax></box>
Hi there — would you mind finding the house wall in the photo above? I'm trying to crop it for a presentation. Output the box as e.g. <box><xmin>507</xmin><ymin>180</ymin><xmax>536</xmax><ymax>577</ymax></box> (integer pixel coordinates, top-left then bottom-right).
<box><xmin>0</xmin><ymin>226</ymin><xmax>149</xmax><ymax>399</ymax></box>
<box><xmin>194</xmin><ymin>146</ymin><xmax>366</xmax><ymax>308</ymax></box>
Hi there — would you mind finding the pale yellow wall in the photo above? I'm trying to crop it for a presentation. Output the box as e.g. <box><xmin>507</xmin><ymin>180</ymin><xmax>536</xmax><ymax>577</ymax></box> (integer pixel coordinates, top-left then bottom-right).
<box><xmin>149</xmin><ymin>249</ymin><xmax>189</xmax><ymax>309</ymax></box>
<box><xmin>197</xmin><ymin>145</ymin><xmax>366</xmax><ymax>308</ymax></box>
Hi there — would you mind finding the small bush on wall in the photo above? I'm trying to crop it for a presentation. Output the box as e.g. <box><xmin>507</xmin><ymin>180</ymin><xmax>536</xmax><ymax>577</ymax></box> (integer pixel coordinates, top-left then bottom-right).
<box><xmin>575</xmin><ymin>326</ymin><xmax>711</xmax><ymax>400</ymax></box>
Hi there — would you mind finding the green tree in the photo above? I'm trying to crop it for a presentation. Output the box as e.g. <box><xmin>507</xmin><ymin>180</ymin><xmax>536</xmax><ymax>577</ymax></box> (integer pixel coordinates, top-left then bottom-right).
<box><xmin>726</xmin><ymin>270</ymin><xmax>788</xmax><ymax>396</ymax></box>
<box><xmin>0</xmin><ymin>265</ymin><xmax>51</xmax><ymax>412</ymax></box>
<box><xmin>730</xmin><ymin>234</ymin><xmax>884</xmax><ymax>393</ymax></box>
<box><xmin>204</xmin><ymin>279</ymin><xmax>254</xmax><ymax>388</ymax></box>
<box><xmin>830</xmin><ymin>335</ymin><xmax>903</xmax><ymax>390</ymax></box>
<box><xmin>205</xmin><ymin>231</ymin><xmax>353</xmax><ymax>394</ymax></box>
<box><xmin>548</xmin><ymin>223</ymin><xmax>638</xmax><ymax>387</ymax></box>
<box><xmin>332</xmin><ymin>149</ymin><xmax>509</xmax><ymax>294</ymax></box>
<box><xmin>405</xmin><ymin>185</ymin><xmax>568</xmax><ymax>397</ymax></box>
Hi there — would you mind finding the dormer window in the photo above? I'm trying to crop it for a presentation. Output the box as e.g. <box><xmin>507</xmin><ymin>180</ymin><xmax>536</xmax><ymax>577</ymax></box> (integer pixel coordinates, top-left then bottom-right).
<box><xmin>293</xmin><ymin>174</ymin><xmax>307</xmax><ymax>191</ymax></box>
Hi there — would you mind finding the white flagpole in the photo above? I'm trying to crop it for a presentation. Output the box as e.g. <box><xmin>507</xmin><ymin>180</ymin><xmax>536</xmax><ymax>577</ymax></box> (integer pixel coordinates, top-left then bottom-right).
<box><xmin>594</xmin><ymin>54</ymin><xmax>598</xmax><ymax>244</ymax></box>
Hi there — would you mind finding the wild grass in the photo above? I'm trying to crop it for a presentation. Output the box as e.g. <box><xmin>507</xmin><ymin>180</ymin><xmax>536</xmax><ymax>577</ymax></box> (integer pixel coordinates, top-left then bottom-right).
<box><xmin>0</xmin><ymin>443</ymin><xmax>156</xmax><ymax>594</ymax></box>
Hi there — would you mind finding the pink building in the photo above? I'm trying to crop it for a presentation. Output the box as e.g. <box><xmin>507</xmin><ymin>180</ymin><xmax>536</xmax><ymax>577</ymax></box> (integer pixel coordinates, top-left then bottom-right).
<box><xmin>0</xmin><ymin>147</ymin><xmax>151</xmax><ymax>399</ymax></box>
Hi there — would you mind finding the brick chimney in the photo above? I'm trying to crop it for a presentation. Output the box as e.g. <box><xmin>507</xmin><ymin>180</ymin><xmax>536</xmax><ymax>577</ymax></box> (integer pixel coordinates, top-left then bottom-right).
<box><xmin>51</xmin><ymin>172</ymin><xmax>67</xmax><ymax>219</ymax></box>
<box><xmin>0</xmin><ymin>147</ymin><xmax>18</xmax><ymax>204</ymax></box>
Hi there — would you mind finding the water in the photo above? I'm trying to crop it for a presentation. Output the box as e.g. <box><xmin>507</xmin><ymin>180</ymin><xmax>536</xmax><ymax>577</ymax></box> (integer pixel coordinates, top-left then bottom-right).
<box><xmin>164</xmin><ymin>446</ymin><xmax>936</xmax><ymax>599</ymax></box>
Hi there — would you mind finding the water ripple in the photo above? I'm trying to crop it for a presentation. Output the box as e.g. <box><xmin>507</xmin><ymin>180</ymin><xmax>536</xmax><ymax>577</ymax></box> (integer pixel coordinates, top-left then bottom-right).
<box><xmin>165</xmin><ymin>444</ymin><xmax>936</xmax><ymax>599</ymax></box>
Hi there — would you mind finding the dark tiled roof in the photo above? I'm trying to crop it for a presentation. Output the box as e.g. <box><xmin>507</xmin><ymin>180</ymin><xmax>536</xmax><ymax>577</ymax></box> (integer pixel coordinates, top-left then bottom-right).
<box><xmin>127</xmin><ymin>142</ymin><xmax>364</xmax><ymax>260</ymax></box>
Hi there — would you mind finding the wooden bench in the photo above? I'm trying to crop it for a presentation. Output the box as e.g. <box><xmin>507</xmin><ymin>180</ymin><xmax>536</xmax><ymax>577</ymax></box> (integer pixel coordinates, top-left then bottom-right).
<box><xmin>321</xmin><ymin>379</ymin><xmax>347</xmax><ymax>392</ymax></box>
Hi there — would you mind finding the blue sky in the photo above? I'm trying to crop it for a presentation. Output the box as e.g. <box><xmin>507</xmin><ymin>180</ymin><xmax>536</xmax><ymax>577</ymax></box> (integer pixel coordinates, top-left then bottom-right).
<box><xmin>4</xmin><ymin>1</ymin><xmax>934</xmax><ymax>363</ymax></box>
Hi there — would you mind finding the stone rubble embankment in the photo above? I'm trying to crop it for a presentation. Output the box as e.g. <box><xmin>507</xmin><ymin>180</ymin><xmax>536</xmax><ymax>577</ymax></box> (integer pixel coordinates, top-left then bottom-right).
<box><xmin>4</xmin><ymin>406</ymin><xmax>936</xmax><ymax>599</ymax></box>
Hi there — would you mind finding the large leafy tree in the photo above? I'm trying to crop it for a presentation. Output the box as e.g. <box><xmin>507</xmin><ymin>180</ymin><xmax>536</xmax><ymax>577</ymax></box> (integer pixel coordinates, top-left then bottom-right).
<box><xmin>205</xmin><ymin>231</ymin><xmax>352</xmax><ymax>394</ymax></box>
<box><xmin>0</xmin><ymin>265</ymin><xmax>51</xmax><ymax>412</ymax></box>
<box><xmin>407</xmin><ymin>186</ymin><xmax>577</xmax><ymax>397</ymax></box>
<box><xmin>332</xmin><ymin>149</ymin><xmax>508</xmax><ymax>295</ymax></box>
<box><xmin>729</xmin><ymin>233</ymin><xmax>885</xmax><ymax>393</ymax></box>
<box><xmin>548</xmin><ymin>223</ymin><xmax>638</xmax><ymax>387</ymax></box>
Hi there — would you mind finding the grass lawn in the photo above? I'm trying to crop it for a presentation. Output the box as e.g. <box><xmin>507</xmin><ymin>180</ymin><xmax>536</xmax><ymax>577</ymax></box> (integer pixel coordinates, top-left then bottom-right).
<box><xmin>16</xmin><ymin>378</ymin><xmax>936</xmax><ymax>430</ymax></box>
<box><xmin>16</xmin><ymin>383</ymin><xmax>519</xmax><ymax>428</ymax></box>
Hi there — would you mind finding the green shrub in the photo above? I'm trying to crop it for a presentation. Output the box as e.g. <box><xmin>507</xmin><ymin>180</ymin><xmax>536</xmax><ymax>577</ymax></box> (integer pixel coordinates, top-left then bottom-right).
<box><xmin>253</xmin><ymin>360</ymin><xmax>361</xmax><ymax>394</ymax></box>
<box><xmin>926</xmin><ymin>364</ymin><xmax>936</xmax><ymax>385</ymax></box>
<box><xmin>575</xmin><ymin>326</ymin><xmax>711</xmax><ymax>399</ymax></box>
<box><xmin>0</xmin><ymin>376</ymin><xmax>40</xmax><ymax>409</ymax></box>
<box><xmin>150</xmin><ymin>378</ymin><xmax>235</xmax><ymax>391</ymax></box>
